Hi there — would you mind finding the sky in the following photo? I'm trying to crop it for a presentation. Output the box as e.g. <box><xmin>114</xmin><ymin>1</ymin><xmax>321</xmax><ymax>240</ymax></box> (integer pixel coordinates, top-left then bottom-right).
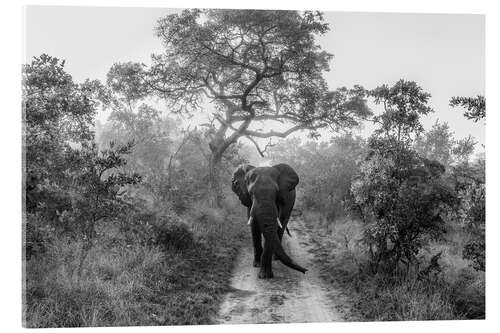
<box><xmin>24</xmin><ymin>6</ymin><xmax>485</xmax><ymax>150</ymax></box>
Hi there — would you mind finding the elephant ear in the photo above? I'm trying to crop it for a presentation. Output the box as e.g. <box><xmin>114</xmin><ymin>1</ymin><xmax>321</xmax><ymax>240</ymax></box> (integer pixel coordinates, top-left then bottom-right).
<box><xmin>231</xmin><ymin>164</ymin><xmax>255</xmax><ymax>207</ymax></box>
<box><xmin>273</xmin><ymin>163</ymin><xmax>299</xmax><ymax>192</ymax></box>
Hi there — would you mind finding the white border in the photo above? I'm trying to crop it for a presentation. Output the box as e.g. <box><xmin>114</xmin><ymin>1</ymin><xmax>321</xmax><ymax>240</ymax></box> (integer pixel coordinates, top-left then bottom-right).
<box><xmin>1</xmin><ymin>1</ymin><xmax>497</xmax><ymax>333</ymax></box>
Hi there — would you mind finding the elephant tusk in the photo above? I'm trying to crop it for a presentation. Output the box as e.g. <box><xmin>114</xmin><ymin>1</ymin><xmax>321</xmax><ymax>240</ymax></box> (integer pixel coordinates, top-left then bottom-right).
<box><xmin>277</xmin><ymin>218</ymin><xmax>283</xmax><ymax>229</ymax></box>
<box><xmin>247</xmin><ymin>216</ymin><xmax>253</xmax><ymax>225</ymax></box>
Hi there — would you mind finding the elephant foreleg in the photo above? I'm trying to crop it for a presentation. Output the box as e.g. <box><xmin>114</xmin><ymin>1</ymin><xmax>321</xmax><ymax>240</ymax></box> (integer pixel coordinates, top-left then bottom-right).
<box><xmin>277</xmin><ymin>190</ymin><xmax>295</xmax><ymax>243</ymax></box>
<box><xmin>251</xmin><ymin>221</ymin><xmax>263</xmax><ymax>267</ymax></box>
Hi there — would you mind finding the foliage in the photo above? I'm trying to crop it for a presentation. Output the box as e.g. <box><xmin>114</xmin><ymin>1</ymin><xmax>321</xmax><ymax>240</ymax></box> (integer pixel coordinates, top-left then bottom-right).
<box><xmin>351</xmin><ymin>81</ymin><xmax>457</xmax><ymax>272</ymax></box>
<box><xmin>302</xmin><ymin>207</ymin><xmax>484</xmax><ymax>321</ymax></box>
<box><xmin>109</xmin><ymin>9</ymin><xmax>370</xmax><ymax>165</ymax></box>
<box><xmin>24</xmin><ymin>53</ymin><xmax>251</xmax><ymax>326</ymax></box>
<box><xmin>414</xmin><ymin>121</ymin><xmax>454</xmax><ymax>167</ymax></box>
<box><xmin>117</xmin><ymin>208</ymin><xmax>194</xmax><ymax>252</ymax></box>
<box><xmin>25</xmin><ymin>205</ymin><xmax>247</xmax><ymax>327</ymax></box>
<box><xmin>452</xmin><ymin>136</ymin><xmax>477</xmax><ymax>164</ymax></box>
<box><xmin>450</xmin><ymin>95</ymin><xmax>485</xmax><ymax>122</ymax></box>
<box><xmin>369</xmin><ymin>80</ymin><xmax>433</xmax><ymax>146</ymax></box>
<box><xmin>25</xmin><ymin>213</ymin><xmax>55</xmax><ymax>260</ymax></box>
<box><xmin>23</xmin><ymin>55</ymin><xmax>141</xmax><ymax>274</ymax></box>
<box><xmin>268</xmin><ymin>133</ymin><xmax>367</xmax><ymax>220</ymax></box>
<box><xmin>97</xmin><ymin>114</ymin><xmax>246</xmax><ymax>211</ymax></box>
<box><xmin>23</xmin><ymin>54</ymin><xmax>99</xmax><ymax>216</ymax></box>
<box><xmin>448</xmin><ymin>160</ymin><xmax>485</xmax><ymax>271</ymax></box>
<box><xmin>352</xmin><ymin>144</ymin><xmax>455</xmax><ymax>272</ymax></box>
<box><xmin>96</xmin><ymin>106</ymin><xmax>178</xmax><ymax>203</ymax></box>
<box><xmin>414</xmin><ymin>121</ymin><xmax>476</xmax><ymax>167</ymax></box>
<box><xmin>449</xmin><ymin>95</ymin><xmax>485</xmax><ymax>271</ymax></box>
<box><xmin>59</xmin><ymin>141</ymin><xmax>141</xmax><ymax>247</ymax></box>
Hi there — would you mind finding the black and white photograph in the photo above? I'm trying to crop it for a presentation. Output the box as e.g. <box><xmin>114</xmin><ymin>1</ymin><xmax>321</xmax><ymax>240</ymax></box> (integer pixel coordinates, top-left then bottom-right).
<box><xmin>14</xmin><ymin>1</ymin><xmax>491</xmax><ymax>329</ymax></box>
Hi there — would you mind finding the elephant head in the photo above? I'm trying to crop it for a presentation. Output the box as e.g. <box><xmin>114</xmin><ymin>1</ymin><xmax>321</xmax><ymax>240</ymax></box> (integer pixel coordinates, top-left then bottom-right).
<box><xmin>231</xmin><ymin>163</ymin><xmax>306</xmax><ymax>276</ymax></box>
<box><xmin>231</xmin><ymin>164</ymin><xmax>255</xmax><ymax>207</ymax></box>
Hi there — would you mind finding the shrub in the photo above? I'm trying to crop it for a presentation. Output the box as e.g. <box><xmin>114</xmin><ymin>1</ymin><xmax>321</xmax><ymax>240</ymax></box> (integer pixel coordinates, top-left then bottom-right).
<box><xmin>152</xmin><ymin>216</ymin><xmax>194</xmax><ymax>251</ymax></box>
<box><xmin>448</xmin><ymin>267</ymin><xmax>485</xmax><ymax>319</ymax></box>
<box><xmin>351</xmin><ymin>146</ymin><xmax>456</xmax><ymax>273</ymax></box>
<box><xmin>25</xmin><ymin>213</ymin><xmax>55</xmax><ymax>260</ymax></box>
<box><xmin>116</xmin><ymin>207</ymin><xmax>194</xmax><ymax>252</ymax></box>
<box><xmin>460</xmin><ymin>181</ymin><xmax>485</xmax><ymax>271</ymax></box>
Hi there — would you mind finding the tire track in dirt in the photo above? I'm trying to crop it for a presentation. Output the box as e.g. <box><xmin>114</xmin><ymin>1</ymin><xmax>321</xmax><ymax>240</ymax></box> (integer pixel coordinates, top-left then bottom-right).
<box><xmin>218</xmin><ymin>218</ymin><xmax>350</xmax><ymax>324</ymax></box>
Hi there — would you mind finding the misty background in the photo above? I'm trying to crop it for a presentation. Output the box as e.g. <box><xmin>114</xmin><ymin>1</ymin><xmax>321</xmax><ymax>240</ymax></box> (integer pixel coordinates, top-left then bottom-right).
<box><xmin>25</xmin><ymin>6</ymin><xmax>485</xmax><ymax>155</ymax></box>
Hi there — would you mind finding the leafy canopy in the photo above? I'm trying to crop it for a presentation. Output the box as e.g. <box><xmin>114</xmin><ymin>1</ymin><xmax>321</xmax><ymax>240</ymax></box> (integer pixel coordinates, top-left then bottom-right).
<box><xmin>23</xmin><ymin>54</ymin><xmax>141</xmax><ymax>238</ymax></box>
<box><xmin>370</xmin><ymin>79</ymin><xmax>434</xmax><ymax>146</ymax></box>
<box><xmin>109</xmin><ymin>9</ymin><xmax>371</xmax><ymax>156</ymax></box>
<box><xmin>450</xmin><ymin>95</ymin><xmax>485</xmax><ymax>122</ymax></box>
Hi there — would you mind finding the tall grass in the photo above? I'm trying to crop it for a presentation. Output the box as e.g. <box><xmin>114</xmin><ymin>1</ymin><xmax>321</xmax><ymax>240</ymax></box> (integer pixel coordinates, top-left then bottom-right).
<box><xmin>301</xmin><ymin>210</ymin><xmax>485</xmax><ymax>321</ymax></box>
<box><xmin>24</xmin><ymin>200</ymin><xmax>248</xmax><ymax>327</ymax></box>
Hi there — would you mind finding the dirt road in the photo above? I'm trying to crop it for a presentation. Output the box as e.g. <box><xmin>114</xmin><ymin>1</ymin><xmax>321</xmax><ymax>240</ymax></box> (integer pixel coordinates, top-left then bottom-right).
<box><xmin>218</xmin><ymin>218</ymin><xmax>349</xmax><ymax>324</ymax></box>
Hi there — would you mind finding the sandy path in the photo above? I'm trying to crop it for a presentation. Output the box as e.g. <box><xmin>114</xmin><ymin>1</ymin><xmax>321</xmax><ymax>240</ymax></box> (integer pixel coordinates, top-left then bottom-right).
<box><xmin>218</xmin><ymin>218</ymin><xmax>348</xmax><ymax>324</ymax></box>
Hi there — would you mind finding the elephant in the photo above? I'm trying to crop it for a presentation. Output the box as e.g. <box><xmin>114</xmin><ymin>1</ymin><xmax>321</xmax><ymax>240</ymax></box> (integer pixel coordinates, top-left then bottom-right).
<box><xmin>231</xmin><ymin>163</ymin><xmax>307</xmax><ymax>279</ymax></box>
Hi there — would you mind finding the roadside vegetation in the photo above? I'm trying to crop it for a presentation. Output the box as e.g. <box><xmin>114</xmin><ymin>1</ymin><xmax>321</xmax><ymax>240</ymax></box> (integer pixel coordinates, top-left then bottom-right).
<box><xmin>269</xmin><ymin>81</ymin><xmax>485</xmax><ymax>321</ymax></box>
<box><xmin>23</xmin><ymin>9</ymin><xmax>485</xmax><ymax>326</ymax></box>
<box><xmin>23</xmin><ymin>55</ymin><xmax>248</xmax><ymax>327</ymax></box>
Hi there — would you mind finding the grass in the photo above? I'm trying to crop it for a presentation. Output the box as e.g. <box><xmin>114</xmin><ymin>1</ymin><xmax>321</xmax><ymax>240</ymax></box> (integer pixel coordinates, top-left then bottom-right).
<box><xmin>300</xmin><ymin>210</ymin><xmax>485</xmax><ymax>321</ymax></box>
<box><xmin>24</xmin><ymin>200</ymin><xmax>248</xmax><ymax>327</ymax></box>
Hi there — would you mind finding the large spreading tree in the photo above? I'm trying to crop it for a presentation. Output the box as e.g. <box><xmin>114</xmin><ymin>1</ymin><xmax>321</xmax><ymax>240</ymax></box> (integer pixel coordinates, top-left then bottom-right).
<box><xmin>109</xmin><ymin>9</ymin><xmax>371</xmax><ymax>205</ymax></box>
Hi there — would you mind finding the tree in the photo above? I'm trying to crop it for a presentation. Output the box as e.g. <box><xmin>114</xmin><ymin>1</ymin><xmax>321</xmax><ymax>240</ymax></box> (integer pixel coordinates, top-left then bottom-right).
<box><xmin>23</xmin><ymin>54</ymin><xmax>99</xmax><ymax>218</ymax></box>
<box><xmin>97</xmin><ymin>104</ymin><xmax>178</xmax><ymax>203</ymax></box>
<box><xmin>110</xmin><ymin>9</ymin><xmax>371</xmax><ymax>206</ymax></box>
<box><xmin>369</xmin><ymin>80</ymin><xmax>434</xmax><ymax>148</ymax></box>
<box><xmin>414</xmin><ymin>121</ymin><xmax>455</xmax><ymax>167</ymax></box>
<box><xmin>23</xmin><ymin>55</ymin><xmax>142</xmax><ymax>268</ymax></box>
<box><xmin>351</xmin><ymin>80</ymin><xmax>455</xmax><ymax>273</ymax></box>
<box><xmin>62</xmin><ymin>141</ymin><xmax>141</xmax><ymax>280</ymax></box>
<box><xmin>450</xmin><ymin>95</ymin><xmax>485</xmax><ymax>122</ymax></box>
<box><xmin>414</xmin><ymin>121</ymin><xmax>477</xmax><ymax>167</ymax></box>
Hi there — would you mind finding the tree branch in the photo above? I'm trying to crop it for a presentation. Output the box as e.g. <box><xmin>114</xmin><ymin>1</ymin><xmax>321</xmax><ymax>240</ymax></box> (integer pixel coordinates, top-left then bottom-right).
<box><xmin>245</xmin><ymin>135</ymin><xmax>266</xmax><ymax>157</ymax></box>
<box><xmin>243</xmin><ymin>123</ymin><xmax>325</xmax><ymax>138</ymax></box>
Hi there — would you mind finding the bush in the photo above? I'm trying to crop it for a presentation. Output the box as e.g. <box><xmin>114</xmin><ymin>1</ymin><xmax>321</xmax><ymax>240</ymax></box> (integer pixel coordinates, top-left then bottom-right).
<box><xmin>301</xmin><ymin>215</ymin><xmax>479</xmax><ymax>321</ymax></box>
<box><xmin>152</xmin><ymin>216</ymin><xmax>194</xmax><ymax>251</ymax></box>
<box><xmin>25</xmin><ymin>207</ymin><xmax>247</xmax><ymax>328</ymax></box>
<box><xmin>448</xmin><ymin>267</ymin><xmax>485</xmax><ymax>319</ymax></box>
<box><xmin>268</xmin><ymin>134</ymin><xmax>367</xmax><ymax>221</ymax></box>
<box><xmin>351</xmin><ymin>144</ymin><xmax>456</xmax><ymax>273</ymax></box>
<box><xmin>114</xmin><ymin>206</ymin><xmax>195</xmax><ymax>252</ymax></box>
<box><xmin>459</xmin><ymin>179</ymin><xmax>485</xmax><ymax>271</ymax></box>
<box><xmin>25</xmin><ymin>213</ymin><xmax>55</xmax><ymax>260</ymax></box>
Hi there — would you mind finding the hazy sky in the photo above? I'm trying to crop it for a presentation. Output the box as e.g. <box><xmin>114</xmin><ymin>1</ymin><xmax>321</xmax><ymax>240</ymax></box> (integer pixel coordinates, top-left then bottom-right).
<box><xmin>25</xmin><ymin>6</ymin><xmax>485</xmax><ymax>148</ymax></box>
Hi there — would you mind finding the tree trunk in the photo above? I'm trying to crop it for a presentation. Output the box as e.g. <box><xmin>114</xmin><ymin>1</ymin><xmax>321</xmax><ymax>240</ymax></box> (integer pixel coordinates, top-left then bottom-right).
<box><xmin>208</xmin><ymin>152</ymin><xmax>223</xmax><ymax>208</ymax></box>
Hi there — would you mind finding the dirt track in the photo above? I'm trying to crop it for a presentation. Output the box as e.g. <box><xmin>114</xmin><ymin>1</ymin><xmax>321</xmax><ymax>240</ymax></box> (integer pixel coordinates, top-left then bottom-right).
<box><xmin>218</xmin><ymin>218</ymin><xmax>349</xmax><ymax>324</ymax></box>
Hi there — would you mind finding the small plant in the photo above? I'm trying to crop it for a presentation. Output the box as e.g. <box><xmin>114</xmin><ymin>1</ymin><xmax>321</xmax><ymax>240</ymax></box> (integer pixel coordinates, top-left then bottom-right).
<box><xmin>152</xmin><ymin>216</ymin><xmax>194</xmax><ymax>251</ymax></box>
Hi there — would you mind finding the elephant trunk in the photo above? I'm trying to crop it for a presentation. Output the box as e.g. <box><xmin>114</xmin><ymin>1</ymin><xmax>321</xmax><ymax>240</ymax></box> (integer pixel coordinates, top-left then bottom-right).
<box><xmin>262</xmin><ymin>223</ymin><xmax>307</xmax><ymax>274</ymax></box>
<box><xmin>250</xmin><ymin>193</ymin><xmax>307</xmax><ymax>274</ymax></box>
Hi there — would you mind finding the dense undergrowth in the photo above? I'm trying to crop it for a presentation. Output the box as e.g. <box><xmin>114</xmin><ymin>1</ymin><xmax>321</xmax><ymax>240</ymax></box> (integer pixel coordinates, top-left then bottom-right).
<box><xmin>24</xmin><ymin>201</ymin><xmax>247</xmax><ymax>327</ymax></box>
<box><xmin>301</xmin><ymin>211</ymin><xmax>485</xmax><ymax>321</ymax></box>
